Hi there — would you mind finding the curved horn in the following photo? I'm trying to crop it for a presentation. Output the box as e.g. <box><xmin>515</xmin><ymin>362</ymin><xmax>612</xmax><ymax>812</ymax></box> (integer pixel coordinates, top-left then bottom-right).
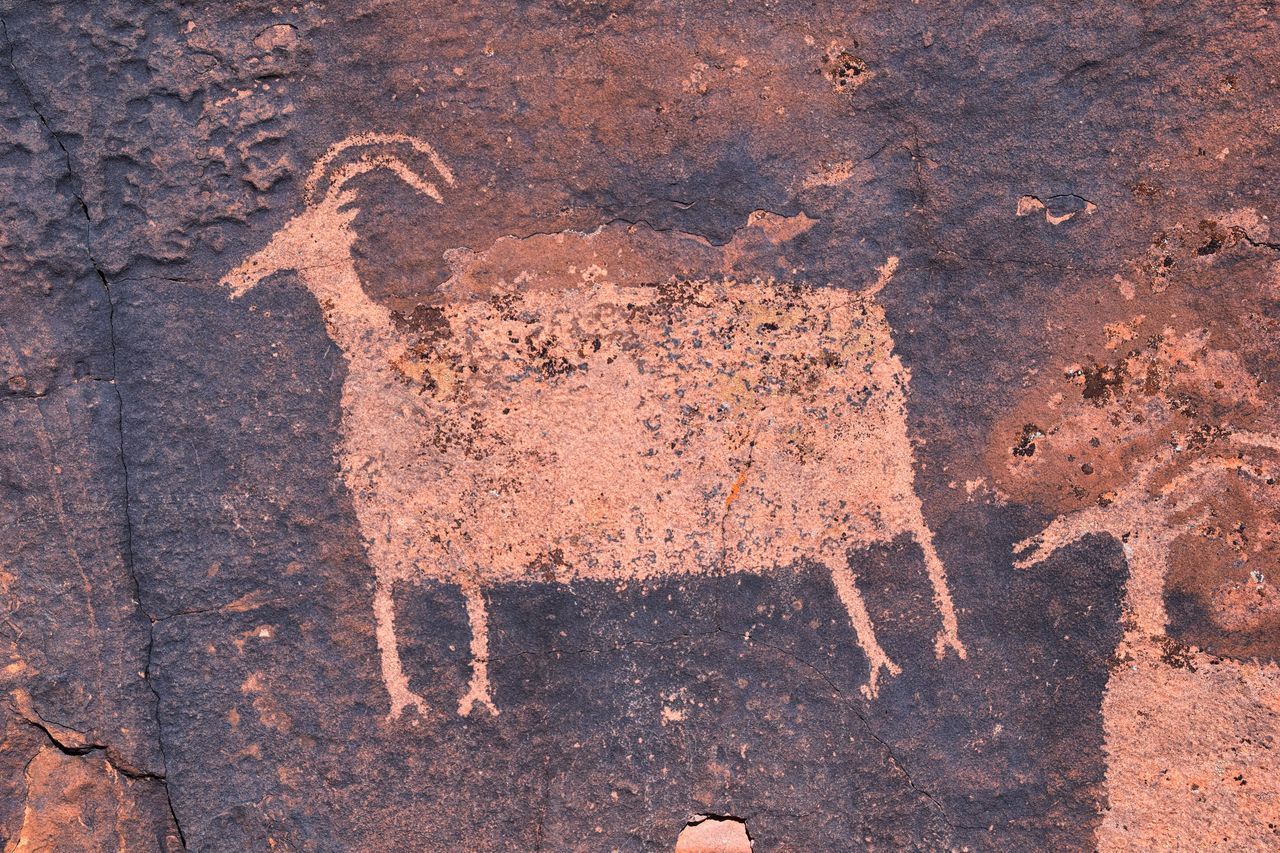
<box><xmin>303</xmin><ymin>132</ymin><xmax>456</xmax><ymax>204</ymax></box>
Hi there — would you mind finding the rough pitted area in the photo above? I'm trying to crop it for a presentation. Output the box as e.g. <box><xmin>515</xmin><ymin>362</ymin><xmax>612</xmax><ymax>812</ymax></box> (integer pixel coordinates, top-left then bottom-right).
<box><xmin>1</xmin><ymin>0</ymin><xmax>1277</xmax><ymax>850</ymax></box>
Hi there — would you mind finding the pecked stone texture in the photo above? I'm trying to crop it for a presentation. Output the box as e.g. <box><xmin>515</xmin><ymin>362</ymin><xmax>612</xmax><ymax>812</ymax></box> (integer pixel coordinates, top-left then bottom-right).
<box><xmin>1</xmin><ymin>0</ymin><xmax>1277</xmax><ymax>850</ymax></box>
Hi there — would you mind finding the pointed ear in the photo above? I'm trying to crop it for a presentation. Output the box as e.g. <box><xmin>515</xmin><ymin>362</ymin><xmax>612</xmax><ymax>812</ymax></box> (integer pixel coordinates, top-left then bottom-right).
<box><xmin>863</xmin><ymin>255</ymin><xmax>899</xmax><ymax>298</ymax></box>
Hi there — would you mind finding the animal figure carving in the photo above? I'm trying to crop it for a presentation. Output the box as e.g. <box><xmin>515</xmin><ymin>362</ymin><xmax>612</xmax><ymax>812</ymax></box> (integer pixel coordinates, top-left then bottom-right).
<box><xmin>222</xmin><ymin>134</ymin><xmax>966</xmax><ymax>718</ymax></box>
<box><xmin>988</xmin><ymin>221</ymin><xmax>1280</xmax><ymax>847</ymax></box>
<box><xmin>1005</xmin><ymin>325</ymin><xmax>1280</xmax><ymax>645</ymax></box>
<box><xmin>1015</xmin><ymin>444</ymin><xmax>1278</xmax><ymax>639</ymax></box>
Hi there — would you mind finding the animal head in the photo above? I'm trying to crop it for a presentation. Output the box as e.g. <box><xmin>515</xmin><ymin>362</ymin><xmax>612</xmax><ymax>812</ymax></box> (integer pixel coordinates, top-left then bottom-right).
<box><xmin>221</xmin><ymin>133</ymin><xmax>455</xmax><ymax>298</ymax></box>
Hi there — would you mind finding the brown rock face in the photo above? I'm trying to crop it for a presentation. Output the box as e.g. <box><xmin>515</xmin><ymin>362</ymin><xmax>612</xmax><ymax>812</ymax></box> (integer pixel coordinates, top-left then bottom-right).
<box><xmin>7</xmin><ymin>744</ymin><xmax>180</xmax><ymax>852</ymax></box>
<box><xmin>2</xmin><ymin>0</ymin><xmax>1277</xmax><ymax>849</ymax></box>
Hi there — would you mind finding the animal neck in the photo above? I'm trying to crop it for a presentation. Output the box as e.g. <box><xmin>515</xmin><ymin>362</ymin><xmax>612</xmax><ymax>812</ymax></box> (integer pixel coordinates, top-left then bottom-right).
<box><xmin>298</xmin><ymin>256</ymin><xmax>405</xmax><ymax>365</ymax></box>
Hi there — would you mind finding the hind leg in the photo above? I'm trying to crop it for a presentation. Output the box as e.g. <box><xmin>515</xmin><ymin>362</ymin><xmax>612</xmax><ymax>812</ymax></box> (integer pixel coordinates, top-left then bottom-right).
<box><xmin>827</xmin><ymin>555</ymin><xmax>901</xmax><ymax>699</ymax></box>
<box><xmin>914</xmin><ymin>529</ymin><xmax>967</xmax><ymax>660</ymax></box>
<box><xmin>458</xmin><ymin>583</ymin><xmax>499</xmax><ymax>716</ymax></box>
<box><xmin>373</xmin><ymin>576</ymin><xmax>429</xmax><ymax>720</ymax></box>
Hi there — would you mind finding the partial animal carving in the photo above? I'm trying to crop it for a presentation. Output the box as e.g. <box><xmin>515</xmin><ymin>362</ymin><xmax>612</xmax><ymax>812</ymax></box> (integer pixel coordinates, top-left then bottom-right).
<box><xmin>1015</xmin><ymin>441</ymin><xmax>1278</xmax><ymax>639</ymax></box>
<box><xmin>221</xmin><ymin>134</ymin><xmax>966</xmax><ymax>718</ymax></box>
<box><xmin>1006</xmin><ymin>323</ymin><xmax>1280</xmax><ymax>644</ymax></box>
<box><xmin>989</xmin><ymin>216</ymin><xmax>1280</xmax><ymax>849</ymax></box>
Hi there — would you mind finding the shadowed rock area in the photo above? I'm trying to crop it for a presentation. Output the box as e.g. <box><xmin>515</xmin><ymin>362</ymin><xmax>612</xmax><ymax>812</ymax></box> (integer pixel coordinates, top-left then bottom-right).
<box><xmin>1</xmin><ymin>1</ymin><xmax>1276</xmax><ymax>850</ymax></box>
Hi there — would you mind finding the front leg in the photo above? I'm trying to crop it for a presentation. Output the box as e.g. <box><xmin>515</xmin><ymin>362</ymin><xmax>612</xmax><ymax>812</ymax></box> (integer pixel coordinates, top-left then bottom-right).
<box><xmin>1012</xmin><ymin>506</ymin><xmax>1106</xmax><ymax>570</ymax></box>
<box><xmin>907</xmin><ymin>525</ymin><xmax>967</xmax><ymax>661</ymax></box>
<box><xmin>374</xmin><ymin>576</ymin><xmax>430</xmax><ymax>720</ymax></box>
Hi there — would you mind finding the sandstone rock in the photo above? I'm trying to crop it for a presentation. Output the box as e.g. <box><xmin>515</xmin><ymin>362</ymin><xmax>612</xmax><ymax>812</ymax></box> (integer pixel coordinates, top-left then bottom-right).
<box><xmin>2</xmin><ymin>0</ymin><xmax>1276</xmax><ymax>849</ymax></box>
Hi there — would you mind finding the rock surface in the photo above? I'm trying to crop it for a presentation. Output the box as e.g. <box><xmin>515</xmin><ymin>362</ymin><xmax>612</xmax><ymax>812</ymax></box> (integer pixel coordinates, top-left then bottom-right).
<box><xmin>1</xmin><ymin>1</ymin><xmax>1277</xmax><ymax>850</ymax></box>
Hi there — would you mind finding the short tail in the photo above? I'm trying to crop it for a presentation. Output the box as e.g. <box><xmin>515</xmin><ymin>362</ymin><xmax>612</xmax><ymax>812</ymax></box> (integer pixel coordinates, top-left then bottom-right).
<box><xmin>864</xmin><ymin>255</ymin><xmax>900</xmax><ymax>298</ymax></box>
<box><xmin>303</xmin><ymin>132</ymin><xmax>455</xmax><ymax>205</ymax></box>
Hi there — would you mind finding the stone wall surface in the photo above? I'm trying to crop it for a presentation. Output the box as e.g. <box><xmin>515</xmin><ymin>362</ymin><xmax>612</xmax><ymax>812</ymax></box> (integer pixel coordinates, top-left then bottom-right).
<box><xmin>1</xmin><ymin>1</ymin><xmax>1277</xmax><ymax>850</ymax></box>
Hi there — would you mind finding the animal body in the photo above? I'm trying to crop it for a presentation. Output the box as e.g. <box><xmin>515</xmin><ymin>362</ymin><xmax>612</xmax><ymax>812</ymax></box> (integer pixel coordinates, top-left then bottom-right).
<box><xmin>222</xmin><ymin>134</ymin><xmax>966</xmax><ymax>718</ymax></box>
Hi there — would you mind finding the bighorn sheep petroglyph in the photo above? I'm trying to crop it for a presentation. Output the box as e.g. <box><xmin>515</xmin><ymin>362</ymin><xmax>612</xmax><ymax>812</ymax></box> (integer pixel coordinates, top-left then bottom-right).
<box><xmin>1014</xmin><ymin>434</ymin><xmax>1280</xmax><ymax>640</ymax></box>
<box><xmin>221</xmin><ymin>134</ymin><xmax>966</xmax><ymax>718</ymax></box>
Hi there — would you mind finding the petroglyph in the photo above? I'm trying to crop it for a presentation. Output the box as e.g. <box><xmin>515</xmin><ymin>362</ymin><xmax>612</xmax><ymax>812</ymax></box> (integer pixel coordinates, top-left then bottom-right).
<box><xmin>999</xmin><ymin>323</ymin><xmax>1280</xmax><ymax>647</ymax></box>
<box><xmin>994</xmin><ymin>308</ymin><xmax>1280</xmax><ymax>848</ymax></box>
<box><xmin>221</xmin><ymin>134</ymin><xmax>965</xmax><ymax>718</ymax></box>
<box><xmin>1014</xmin><ymin>451</ymin><xmax>1277</xmax><ymax>640</ymax></box>
<box><xmin>676</xmin><ymin>815</ymin><xmax>753</xmax><ymax>852</ymax></box>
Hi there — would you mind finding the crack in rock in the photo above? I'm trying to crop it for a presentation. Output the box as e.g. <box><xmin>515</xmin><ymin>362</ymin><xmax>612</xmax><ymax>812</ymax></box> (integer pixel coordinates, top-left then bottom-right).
<box><xmin>1</xmin><ymin>15</ymin><xmax>185</xmax><ymax>848</ymax></box>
